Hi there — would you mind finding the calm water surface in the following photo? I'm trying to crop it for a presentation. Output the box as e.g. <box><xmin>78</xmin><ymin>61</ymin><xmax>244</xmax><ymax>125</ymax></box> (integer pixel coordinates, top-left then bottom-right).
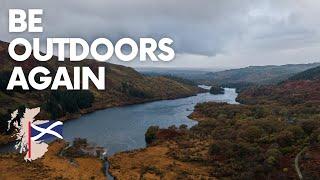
<box><xmin>63</xmin><ymin>88</ymin><xmax>238</xmax><ymax>155</ymax></box>
<box><xmin>0</xmin><ymin>88</ymin><xmax>237</xmax><ymax>155</ymax></box>
<box><xmin>0</xmin><ymin>87</ymin><xmax>238</xmax><ymax>179</ymax></box>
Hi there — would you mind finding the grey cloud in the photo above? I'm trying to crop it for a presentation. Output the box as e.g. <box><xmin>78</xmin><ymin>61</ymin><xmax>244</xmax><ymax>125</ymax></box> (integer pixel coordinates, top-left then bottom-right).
<box><xmin>1</xmin><ymin>0</ymin><xmax>320</xmax><ymax>68</ymax></box>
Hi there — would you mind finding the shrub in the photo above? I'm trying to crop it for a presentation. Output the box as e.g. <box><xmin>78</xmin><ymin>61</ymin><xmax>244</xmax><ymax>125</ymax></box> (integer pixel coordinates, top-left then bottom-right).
<box><xmin>120</xmin><ymin>82</ymin><xmax>152</xmax><ymax>98</ymax></box>
<box><xmin>287</xmin><ymin>125</ymin><xmax>305</xmax><ymax>140</ymax></box>
<box><xmin>275</xmin><ymin>130</ymin><xmax>294</xmax><ymax>147</ymax></box>
<box><xmin>209</xmin><ymin>143</ymin><xmax>221</xmax><ymax>155</ymax></box>
<box><xmin>300</xmin><ymin>119</ymin><xmax>320</xmax><ymax>135</ymax></box>
<box><xmin>251</xmin><ymin>106</ymin><xmax>266</xmax><ymax>118</ymax></box>
<box><xmin>265</xmin><ymin>148</ymin><xmax>281</xmax><ymax>159</ymax></box>
<box><xmin>208</xmin><ymin>140</ymin><xmax>233</xmax><ymax>157</ymax></box>
<box><xmin>209</xmin><ymin>86</ymin><xmax>224</xmax><ymax>95</ymax></box>
<box><xmin>145</xmin><ymin>126</ymin><xmax>159</xmax><ymax>145</ymax></box>
<box><xmin>310</xmin><ymin>128</ymin><xmax>320</xmax><ymax>144</ymax></box>
<box><xmin>179</xmin><ymin>124</ymin><xmax>188</xmax><ymax>130</ymax></box>
<box><xmin>241</xmin><ymin>126</ymin><xmax>264</xmax><ymax>143</ymax></box>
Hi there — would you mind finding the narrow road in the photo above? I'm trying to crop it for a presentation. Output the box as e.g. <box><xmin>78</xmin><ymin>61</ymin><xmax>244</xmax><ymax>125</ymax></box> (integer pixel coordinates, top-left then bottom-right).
<box><xmin>295</xmin><ymin>147</ymin><xmax>307</xmax><ymax>180</ymax></box>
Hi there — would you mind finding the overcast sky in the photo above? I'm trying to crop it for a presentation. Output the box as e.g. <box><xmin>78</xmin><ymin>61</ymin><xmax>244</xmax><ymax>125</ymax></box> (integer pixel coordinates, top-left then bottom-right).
<box><xmin>1</xmin><ymin>0</ymin><xmax>320</xmax><ymax>69</ymax></box>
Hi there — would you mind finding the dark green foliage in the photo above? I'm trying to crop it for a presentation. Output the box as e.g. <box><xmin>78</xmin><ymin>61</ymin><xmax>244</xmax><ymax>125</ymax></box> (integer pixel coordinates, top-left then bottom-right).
<box><xmin>44</xmin><ymin>90</ymin><xmax>94</xmax><ymax>119</ymax></box>
<box><xmin>0</xmin><ymin>72</ymin><xmax>11</xmax><ymax>93</ymax></box>
<box><xmin>145</xmin><ymin>126</ymin><xmax>159</xmax><ymax>145</ymax></box>
<box><xmin>0</xmin><ymin>71</ymin><xmax>20</xmax><ymax>95</ymax></box>
<box><xmin>214</xmin><ymin>141</ymin><xmax>233</xmax><ymax>155</ymax></box>
<box><xmin>240</xmin><ymin>125</ymin><xmax>264</xmax><ymax>143</ymax></box>
<box><xmin>288</xmin><ymin>65</ymin><xmax>320</xmax><ymax>81</ymax></box>
<box><xmin>0</xmin><ymin>71</ymin><xmax>42</xmax><ymax>94</ymax></box>
<box><xmin>179</xmin><ymin>124</ymin><xmax>188</xmax><ymax>130</ymax></box>
<box><xmin>265</xmin><ymin>148</ymin><xmax>282</xmax><ymax>167</ymax></box>
<box><xmin>299</xmin><ymin>119</ymin><xmax>320</xmax><ymax>135</ymax></box>
<box><xmin>310</xmin><ymin>128</ymin><xmax>320</xmax><ymax>144</ymax></box>
<box><xmin>287</xmin><ymin>125</ymin><xmax>305</xmax><ymax>140</ymax></box>
<box><xmin>209</xmin><ymin>143</ymin><xmax>221</xmax><ymax>155</ymax></box>
<box><xmin>220</xmin><ymin>82</ymin><xmax>255</xmax><ymax>93</ymax></box>
<box><xmin>205</xmin><ymin>63</ymin><xmax>320</xmax><ymax>86</ymax></box>
<box><xmin>251</xmin><ymin>106</ymin><xmax>266</xmax><ymax>118</ymax></box>
<box><xmin>162</xmin><ymin>75</ymin><xmax>197</xmax><ymax>86</ymax></box>
<box><xmin>0</xmin><ymin>111</ymin><xmax>11</xmax><ymax>134</ymax></box>
<box><xmin>209</xmin><ymin>86</ymin><xmax>224</xmax><ymax>95</ymax></box>
<box><xmin>275</xmin><ymin>130</ymin><xmax>294</xmax><ymax>147</ymax></box>
<box><xmin>120</xmin><ymin>82</ymin><xmax>152</xmax><ymax>98</ymax></box>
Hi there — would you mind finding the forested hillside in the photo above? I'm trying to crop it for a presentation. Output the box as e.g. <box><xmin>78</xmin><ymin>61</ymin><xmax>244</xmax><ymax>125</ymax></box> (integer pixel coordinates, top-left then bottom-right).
<box><xmin>0</xmin><ymin>40</ymin><xmax>200</xmax><ymax>144</ymax></box>
<box><xmin>288</xmin><ymin>65</ymin><xmax>320</xmax><ymax>81</ymax></box>
<box><xmin>201</xmin><ymin>63</ymin><xmax>320</xmax><ymax>86</ymax></box>
<box><xmin>109</xmin><ymin>65</ymin><xmax>320</xmax><ymax>179</ymax></box>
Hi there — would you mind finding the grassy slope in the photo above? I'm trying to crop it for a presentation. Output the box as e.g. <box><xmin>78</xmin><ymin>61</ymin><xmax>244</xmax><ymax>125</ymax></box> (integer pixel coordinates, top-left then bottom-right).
<box><xmin>0</xmin><ymin>40</ymin><xmax>200</xmax><ymax>145</ymax></box>
<box><xmin>0</xmin><ymin>40</ymin><xmax>199</xmax><ymax>119</ymax></box>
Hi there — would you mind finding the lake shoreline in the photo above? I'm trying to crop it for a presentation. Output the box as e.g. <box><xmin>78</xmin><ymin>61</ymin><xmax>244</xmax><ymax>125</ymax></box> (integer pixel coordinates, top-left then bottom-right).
<box><xmin>58</xmin><ymin>92</ymin><xmax>202</xmax><ymax>122</ymax></box>
<box><xmin>0</xmin><ymin>88</ymin><xmax>238</xmax><ymax>179</ymax></box>
<box><xmin>0</xmin><ymin>89</ymin><xmax>206</xmax><ymax>147</ymax></box>
<box><xmin>107</xmin><ymin>88</ymin><xmax>239</xmax><ymax>179</ymax></box>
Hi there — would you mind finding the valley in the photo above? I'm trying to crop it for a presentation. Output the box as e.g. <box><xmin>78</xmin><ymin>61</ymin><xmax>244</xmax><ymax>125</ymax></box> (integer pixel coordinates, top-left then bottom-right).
<box><xmin>0</xmin><ymin>40</ymin><xmax>201</xmax><ymax>145</ymax></box>
<box><xmin>0</xmin><ymin>39</ymin><xmax>319</xmax><ymax>179</ymax></box>
<box><xmin>109</xmin><ymin>66</ymin><xmax>320</xmax><ymax>179</ymax></box>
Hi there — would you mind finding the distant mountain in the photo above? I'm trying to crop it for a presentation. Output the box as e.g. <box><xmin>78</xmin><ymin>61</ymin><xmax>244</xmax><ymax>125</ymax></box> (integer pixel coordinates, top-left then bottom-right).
<box><xmin>137</xmin><ymin>67</ymin><xmax>222</xmax><ymax>81</ymax></box>
<box><xmin>288</xmin><ymin>65</ymin><xmax>320</xmax><ymax>81</ymax></box>
<box><xmin>237</xmin><ymin>64</ymin><xmax>320</xmax><ymax>105</ymax></box>
<box><xmin>202</xmin><ymin>63</ymin><xmax>320</xmax><ymax>86</ymax></box>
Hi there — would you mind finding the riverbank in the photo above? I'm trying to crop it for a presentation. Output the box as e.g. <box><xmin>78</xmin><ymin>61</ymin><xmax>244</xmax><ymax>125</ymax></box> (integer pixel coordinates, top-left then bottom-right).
<box><xmin>0</xmin><ymin>39</ymin><xmax>203</xmax><ymax>145</ymax></box>
<box><xmin>57</xmin><ymin>89</ymin><xmax>204</xmax><ymax>122</ymax></box>
<box><xmin>107</xmin><ymin>110</ymin><xmax>216</xmax><ymax>179</ymax></box>
<box><xmin>1</xmin><ymin>88</ymin><xmax>238</xmax><ymax>179</ymax></box>
<box><xmin>107</xmin><ymin>104</ymin><xmax>217</xmax><ymax>179</ymax></box>
<box><xmin>108</xmin><ymin>80</ymin><xmax>320</xmax><ymax>179</ymax></box>
<box><xmin>0</xmin><ymin>90</ymin><xmax>208</xmax><ymax>180</ymax></box>
<box><xmin>0</xmin><ymin>86</ymin><xmax>205</xmax><ymax>146</ymax></box>
<box><xmin>107</xmin><ymin>89</ymin><xmax>238</xmax><ymax>179</ymax></box>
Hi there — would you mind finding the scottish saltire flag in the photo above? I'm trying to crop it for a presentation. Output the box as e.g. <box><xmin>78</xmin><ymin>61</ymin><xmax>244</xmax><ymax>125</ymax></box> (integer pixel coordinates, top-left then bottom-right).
<box><xmin>31</xmin><ymin>120</ymin><xmax>63</xmax><ymax>141</ymax></box>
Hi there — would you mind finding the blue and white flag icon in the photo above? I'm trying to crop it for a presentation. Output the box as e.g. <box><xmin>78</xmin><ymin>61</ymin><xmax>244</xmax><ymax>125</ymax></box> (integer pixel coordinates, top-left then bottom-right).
<box><xmin>30</xmin><ymin>120</ymin><xmax>63</xmax><ymax>141</ymax></box>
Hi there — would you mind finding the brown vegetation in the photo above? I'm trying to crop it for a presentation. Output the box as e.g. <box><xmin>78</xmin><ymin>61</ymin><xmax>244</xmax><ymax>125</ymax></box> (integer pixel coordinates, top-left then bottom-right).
<box><xmin>0</xmin><ymin>40</ymin><xmax>200</xmax><ymax>143</ymax></box>
<box><xmin>109</xmin><ymin>74</ymin><xmax>320</xmax><ymax>179</ymax></box>
<box><xmin>0</xmin><ymin>140</ymin><xmax>105</xmax><ymax>179</ymax></box>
